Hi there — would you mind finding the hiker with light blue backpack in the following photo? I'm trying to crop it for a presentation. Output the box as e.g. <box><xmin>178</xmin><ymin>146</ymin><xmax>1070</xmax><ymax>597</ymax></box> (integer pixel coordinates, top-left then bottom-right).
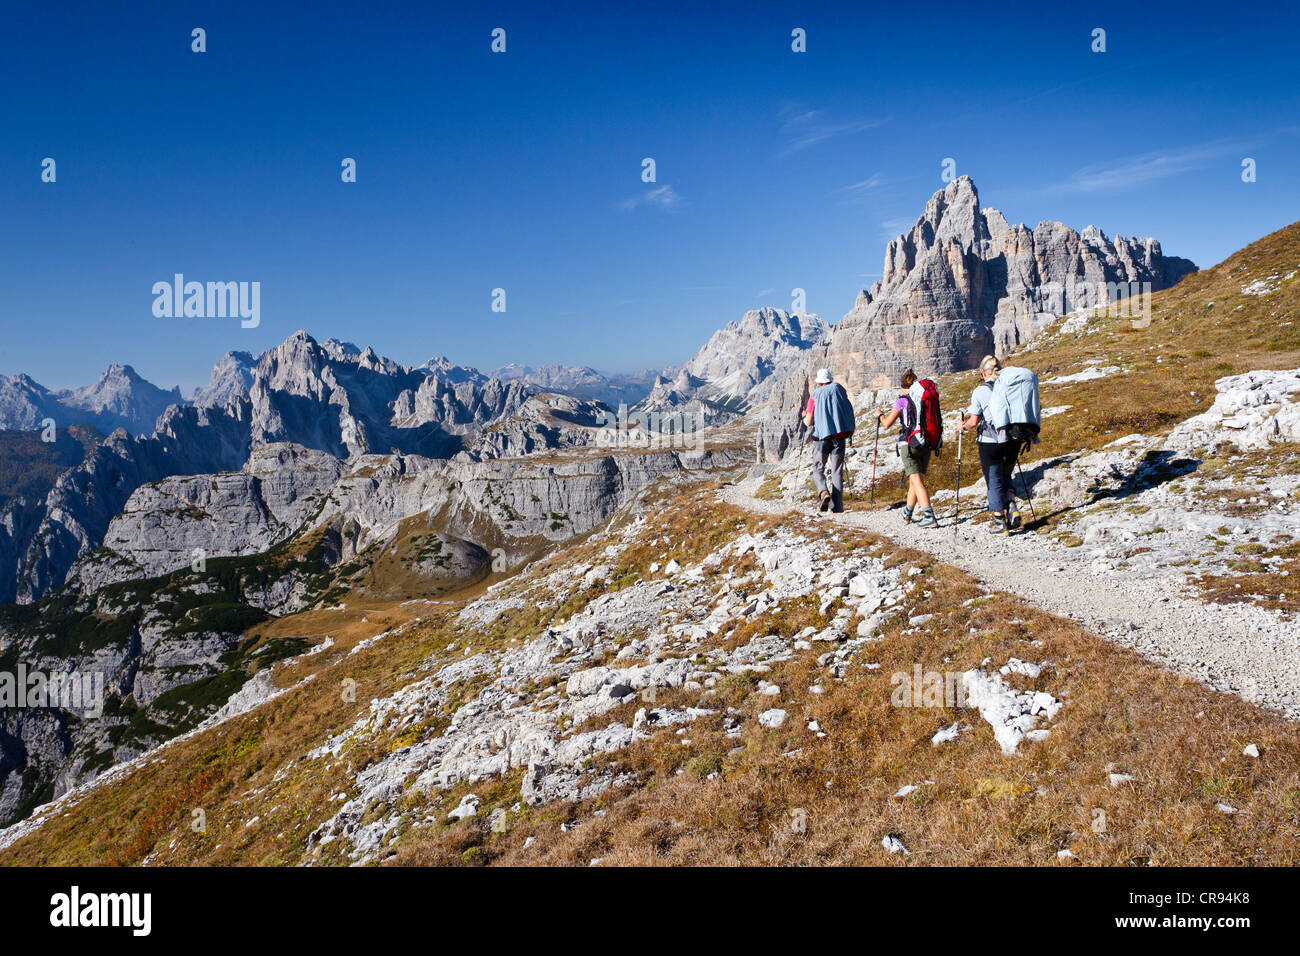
<box><xmin>961</xmin><ymin>356</ymin><xmax>1017</xmax><ymax>533</ymax></box>
<box><xmin>801</xmin><ymin>367</ymin><xmax>855</xmax><ymax>513</ymax></box>
<box><xmin>968</xmin><ymin>358</ymin><xmax>1042</xmax><ymax>533</ymax></box>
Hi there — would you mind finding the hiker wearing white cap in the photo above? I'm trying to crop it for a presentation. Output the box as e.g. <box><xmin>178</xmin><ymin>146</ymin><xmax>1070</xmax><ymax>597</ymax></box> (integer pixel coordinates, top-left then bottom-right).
<box><xmin>801</xmin><ymin>368</ymin><xmax>855</xmax><ymax>513</ymax></box>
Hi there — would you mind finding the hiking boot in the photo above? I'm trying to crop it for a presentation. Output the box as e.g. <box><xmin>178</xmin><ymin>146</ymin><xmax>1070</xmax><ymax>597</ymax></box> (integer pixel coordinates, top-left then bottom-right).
<box><xmin>818</xmin><ymin>490</ymin><xmax>832</xmax><ymax>512</ymax></box>
<box><xmin>915</xmin><ymin>508</ymin><xmax>937</xmax><ymax>528</ymax></box>
<box><xmin>901</xmin><ymin>505</ymin><xmax>914</xmax><ymax>524</ymax></box>
<box><xmin>1006</xmin><ymin>505</ymin><xmax>1021</xmax><ymax>529</ymax></box>
<box><xmin>988</xmin><ymin>514</ymin><xmax>1007</xmax><ymax>534</ymax></box>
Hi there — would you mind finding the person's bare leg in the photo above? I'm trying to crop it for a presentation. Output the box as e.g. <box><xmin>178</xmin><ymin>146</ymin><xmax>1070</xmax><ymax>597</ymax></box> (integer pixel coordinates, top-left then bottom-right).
<box><xmin>906</xmin><ymin>483</ymin><xmax>917</xmax><ymax>509</ymax></box>
<box><xmin>911</xmin><ymin>474</ymin><xmax>931</xmax><ymax>510</ymax></box>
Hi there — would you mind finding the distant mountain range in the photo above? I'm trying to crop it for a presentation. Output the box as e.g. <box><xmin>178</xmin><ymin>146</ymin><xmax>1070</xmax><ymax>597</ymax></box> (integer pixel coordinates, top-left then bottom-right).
<box><xmin>0</xmin><ymin>364</ymin><xmax>182</xmax><ymax>437</ymax></box>
<box><xmin>490</xmin><ymin>364</ymin><xmax>661</xmax><ymax>409</ymax></box>
<box><xmin>1</xmin><ymin>317</ymin><xmax>820</xmax><ymax>440</ymax></box>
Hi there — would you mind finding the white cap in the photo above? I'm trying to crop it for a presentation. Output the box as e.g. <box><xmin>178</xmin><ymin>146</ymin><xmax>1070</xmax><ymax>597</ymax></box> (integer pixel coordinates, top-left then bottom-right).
<box><xmin>815</xmin><ymin>368</ymin><xmax>833</xmax><ymax>384</ymax></box>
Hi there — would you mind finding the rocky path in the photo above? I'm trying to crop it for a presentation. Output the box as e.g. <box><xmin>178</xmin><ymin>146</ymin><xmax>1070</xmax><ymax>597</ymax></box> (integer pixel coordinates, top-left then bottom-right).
<box><xmin>722</xmin><ymin>474</ymin><xmax>1300</xmax><ymax>720</ymax></box>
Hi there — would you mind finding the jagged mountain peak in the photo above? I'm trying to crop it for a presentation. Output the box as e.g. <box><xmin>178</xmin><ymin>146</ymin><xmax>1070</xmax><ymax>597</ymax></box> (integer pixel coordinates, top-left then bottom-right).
<box><xmin>192</xmin><ymin>351</ymin><xmax>257</xmax><ymax>408</ymax></box>
<box><xmin>51</xmin><ymin>361</ymin><xmax>182</xmax><ymax>437</ymax></box>
<box><xmin>421</xmin><ymin>355</ymin><xmax>487</xmax><ymax>385</ymax></box>
<box><xmin>72</xmin><ymin>362</ymin><xmax>174</xmax><ymax>395</ymax></box>
<box><xmin>321</xmin><ymin>337</ymin><xmax>362</xmax><ymax>359</ymax></box>
<box><xmin>629</xmin><ymin>306</ymin><xmax>830</xmax><ymax>429</ymax></box>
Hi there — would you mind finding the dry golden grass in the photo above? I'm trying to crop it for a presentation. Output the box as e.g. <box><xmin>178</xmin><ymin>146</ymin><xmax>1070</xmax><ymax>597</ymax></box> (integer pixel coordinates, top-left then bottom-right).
<box><xmin>387</xmin><ymin>520</ymin><xmax>1300</xmax><ymax>867</ymax></box>
<box><xmin>1195</xmin><ymin>534</ymin><xmax>1300</xmax><ymax>613</ymax></box>
<box><xmin>0</xmin><ymin>591</ymin><xmax>467</xmax><ymax>866</ymax></box>
<box><xmin>0</xmin><ymin>480</ymin><xmax>763</xmax><ymax>867</ymax></box>
<box><xmin>6</xmin><ymin>484</ymin><xmax>1300</xmax><ymax>868</ymax></box>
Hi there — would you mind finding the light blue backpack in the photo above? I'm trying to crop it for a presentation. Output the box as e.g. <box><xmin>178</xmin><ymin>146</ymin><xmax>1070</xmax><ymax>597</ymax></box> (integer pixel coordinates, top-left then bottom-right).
<box><xmin>988</xmin><ymin>366</ymin><xmax>1041</xmax><ymax>445</ymax></box>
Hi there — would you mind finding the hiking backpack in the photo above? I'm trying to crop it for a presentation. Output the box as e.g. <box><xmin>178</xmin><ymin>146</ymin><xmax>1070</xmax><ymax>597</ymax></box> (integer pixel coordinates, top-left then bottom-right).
<box><xmin>989</xmin><ymin>366</ymin><xmax>1041</xmax><ymax>449</ymax></box>
<box><xmin>905</xmin><ymin>379</ymin><xmax>943</xmax><ymax>452</ymax></box>
<box><xmin>813</xmin><ymin>381</ymin><xmax>856</xmax><ymax>440</ymax></box>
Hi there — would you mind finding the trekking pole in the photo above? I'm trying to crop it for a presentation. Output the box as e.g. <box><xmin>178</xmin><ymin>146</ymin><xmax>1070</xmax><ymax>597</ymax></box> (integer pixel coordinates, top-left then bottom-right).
<box><xmin>1016</xmin><ymin>448</ymin><xmax>1037</xmax><ymax>521</ymax></box>
<box><xmin>869</xmin><ymin>416</ymin><xmax>880</xmax><ymax>505</ymax></box>
<box><xmin>953</xmin><ymin>412</ymin><xmax>963</xmax><ymax>533</ymax></box>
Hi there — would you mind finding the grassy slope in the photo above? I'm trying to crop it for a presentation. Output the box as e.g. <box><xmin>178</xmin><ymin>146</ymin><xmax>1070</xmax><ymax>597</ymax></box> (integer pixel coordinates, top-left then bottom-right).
<box><xmin>3</xmin><ymin>480</ymin><xmax>1299</xmax><ymax>867</ymax></box>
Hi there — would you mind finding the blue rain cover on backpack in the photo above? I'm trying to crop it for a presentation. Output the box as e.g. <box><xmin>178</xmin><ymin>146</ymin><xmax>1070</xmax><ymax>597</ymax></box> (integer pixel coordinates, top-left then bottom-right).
<box><xmin>812</xmin><ymin>382</ymin><xmax>856</xmax><ymax>439</ymax></box>
<box><xmin>988</xmin><ymin>366</ymin><xmax>1041</xmax><ymax>436</ymax></box>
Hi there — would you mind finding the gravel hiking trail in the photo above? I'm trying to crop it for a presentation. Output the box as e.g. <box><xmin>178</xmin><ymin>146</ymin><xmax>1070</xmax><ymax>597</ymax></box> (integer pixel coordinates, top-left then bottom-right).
<box><xmin>722</xmin><ymin>474</ymin><xmax>1300</xmax><ymax>720</ymax></box>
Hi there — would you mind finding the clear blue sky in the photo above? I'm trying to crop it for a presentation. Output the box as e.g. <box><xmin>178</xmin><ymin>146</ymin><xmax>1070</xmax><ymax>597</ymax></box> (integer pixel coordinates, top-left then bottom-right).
<box><xmin>2</xmin><ymin>0</ymin><xmax>1298</xmax><ymax>392</ymax></box>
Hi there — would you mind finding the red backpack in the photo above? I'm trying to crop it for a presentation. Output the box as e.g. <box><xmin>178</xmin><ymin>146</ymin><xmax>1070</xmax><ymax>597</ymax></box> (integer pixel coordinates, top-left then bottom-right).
<box><xmin>906</xmin><ymin>380</ymin><xmax>943</xmax><ymax>452</ymax></box>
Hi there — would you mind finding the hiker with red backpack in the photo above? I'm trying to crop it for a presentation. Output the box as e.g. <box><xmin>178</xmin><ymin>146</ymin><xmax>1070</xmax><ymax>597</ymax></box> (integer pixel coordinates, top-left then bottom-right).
<box><xmin>876</xmin><ymin>368</ymin><xmax>942</xmax><ymax>527</ymax></box>
<box><xmin>801</xmin><ymin>367</ymin><xmax>856</xmax><ymax>513</ymax></box>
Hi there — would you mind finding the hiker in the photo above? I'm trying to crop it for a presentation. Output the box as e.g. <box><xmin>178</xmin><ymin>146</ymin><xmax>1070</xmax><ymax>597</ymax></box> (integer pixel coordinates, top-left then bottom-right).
<box><xmin>876</xmin><ymin>368</ymin><xmax>938</xmax><ymax>527</ymax></box>
<box><xmin>987</xmin><ymin>361</ymin><xmax>1043</xmax><ymax>526</ymax></box>
<box><xmin>801</xmin><ymin>367</ymin><xmax>855</xmax><ymax>513</ymax></box>
<box><xmin>960</xmin><ymin>355</ymin><xmax>1018</xmax><ymax>533</ymax></box>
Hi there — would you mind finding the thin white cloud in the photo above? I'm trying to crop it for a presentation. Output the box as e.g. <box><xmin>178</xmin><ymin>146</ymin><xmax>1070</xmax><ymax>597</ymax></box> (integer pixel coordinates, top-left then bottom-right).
<box><xmin>756</xmin><ymin>288</ymin><xmax>776</xmax><ymax>297</ymax></box>
<box><xmin>779</xmin><ymin>105</ymin><xmax>889</xmax><ymax>156</ymax></box>
<box><xmin>840</xmin><ymin>173</ymin><xmax>886</xmax><ymax>193</ymax></box>
<box><xmin>1061</xmin><ymin>142</ymin><xmax>1240</xmax><ymax>192</ymax></box>
<box><xmin>617</xmin><ymin>184</ymin><xmax>686</xmax><ymax>212</ymax></box>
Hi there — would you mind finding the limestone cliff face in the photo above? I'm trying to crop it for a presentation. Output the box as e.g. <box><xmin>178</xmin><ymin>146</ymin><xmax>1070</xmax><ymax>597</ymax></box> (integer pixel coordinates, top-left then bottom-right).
<box><xmin>0</xmin><ymin>401</ymin><xmax>253</xmax><ymax>604</ymax></box>
<box><xmin>0</xmin><ymin>332</ymin><xmax>564</xmax><ymax>604</ymax></box>
<box><xmin>756</xmin><ymin>177</ymin><xmax>1196</xmax><ymax>461</ymax></box>
<box><xmin>62</xmin><ymin>439</ymin><xmax>746</xmax><ymax>598</ymax></box>
<box><xmin>64</xmin><ymin>444</ymin><xmax>343</xmax><ymax>592</ymax></box>
<box><xmin>676</xmin><ymin>308</ymin><xmax>830</xmax><ymax>406</ymax></box>
<box><xmin>190</xmin><ymin>351</ymin><xmax>256</xmax><ymax>407</ymax></box>
<box><xmin>638</xmin><ymin>308</ymin><xmax>830</xmax><ymax>431</ymax></box>
<box><xmin>458</xmin><ymin>393</ymin><xmax>610</xmax><ymax>461</ymax></box>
